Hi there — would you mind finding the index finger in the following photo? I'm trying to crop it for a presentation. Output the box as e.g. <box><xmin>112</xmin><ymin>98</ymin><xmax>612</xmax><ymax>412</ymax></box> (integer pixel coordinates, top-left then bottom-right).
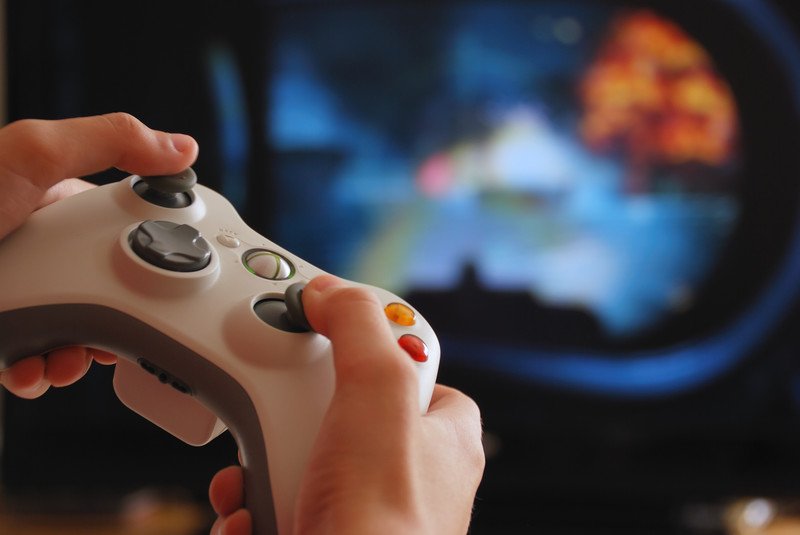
<box><xmin>0</xmin><ymin>113</ymin><xmax>198</xmax><ymax>238</ymax></box>
<box><xmin>0</xmin><ymin>113</ymin><xmax>198</xmax><ymax>186</ymax></box>
<box><xmin>302</xmin><ymin>275</ymin><xmax>420</xmax><ymax>404</ymax></box>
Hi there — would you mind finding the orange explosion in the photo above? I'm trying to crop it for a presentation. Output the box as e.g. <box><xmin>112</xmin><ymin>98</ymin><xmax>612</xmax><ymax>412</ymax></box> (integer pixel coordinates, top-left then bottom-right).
<box><xmin>579</xmin><ymin>10</ymin><xmax>738</xmax><ymax>192</ymax></box>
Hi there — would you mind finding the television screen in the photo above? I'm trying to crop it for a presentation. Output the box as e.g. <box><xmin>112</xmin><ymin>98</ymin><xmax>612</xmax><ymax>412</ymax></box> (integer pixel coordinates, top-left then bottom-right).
<box><xmin>5</xmin><ymin>1</ymin><xmax>800</xmax><ymax>532</ymax></box>
<box><xmin>264</xmin><ymin>2</ymin><xmax>752</xmax><ymax>371</ymax></box>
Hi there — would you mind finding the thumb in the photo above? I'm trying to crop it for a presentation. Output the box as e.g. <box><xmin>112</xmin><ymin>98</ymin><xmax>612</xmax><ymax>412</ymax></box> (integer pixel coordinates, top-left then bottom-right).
<box><xmin>301</xmin><ymin>275</ymin><xmax>419</xmax><ymax>406</ymax></box>
<box><xmin>0</xmin><ymin>113</ymin><xmax>198</xmax><ymax>239</ymax></box>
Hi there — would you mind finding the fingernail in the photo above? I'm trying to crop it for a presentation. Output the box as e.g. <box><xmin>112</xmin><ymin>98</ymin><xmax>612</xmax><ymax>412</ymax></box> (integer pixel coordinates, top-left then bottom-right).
<box><xmin>169</xmin><ymin>133</ymin><xmax>196</xmax><ymax>154</ymax></box>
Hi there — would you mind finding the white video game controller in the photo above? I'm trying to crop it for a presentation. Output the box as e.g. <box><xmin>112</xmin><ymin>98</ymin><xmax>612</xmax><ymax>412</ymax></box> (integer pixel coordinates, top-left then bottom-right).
<box><xmin>0</xmin><ymin>168</ymin><xmax>440</xmax><ymax>535</ymax></box>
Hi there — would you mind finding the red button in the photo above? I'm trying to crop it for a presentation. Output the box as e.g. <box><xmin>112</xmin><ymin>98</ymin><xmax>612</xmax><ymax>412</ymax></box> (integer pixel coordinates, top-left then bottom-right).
<box><xmin>398</xmin><ymin>334</ymin><xmax>428</xmax><ymax>362</ymax></box>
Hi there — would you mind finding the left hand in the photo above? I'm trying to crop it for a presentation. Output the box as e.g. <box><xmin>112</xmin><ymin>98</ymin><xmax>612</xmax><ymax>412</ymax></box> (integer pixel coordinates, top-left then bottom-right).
<box><xmin>0</xmin><ymin>113</ymin><xmax>199</xmax><ymax>398</ymax></box>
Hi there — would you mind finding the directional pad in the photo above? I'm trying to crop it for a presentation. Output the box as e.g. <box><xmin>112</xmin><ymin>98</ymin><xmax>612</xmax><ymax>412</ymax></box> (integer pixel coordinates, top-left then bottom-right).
<box><xmin>130</xmin><ymin>220</ymin><xmax>212</xmax><ymax>272</ymax></box>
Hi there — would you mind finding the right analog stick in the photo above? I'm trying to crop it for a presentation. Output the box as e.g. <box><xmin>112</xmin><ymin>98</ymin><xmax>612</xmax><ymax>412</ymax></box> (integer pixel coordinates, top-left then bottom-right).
<box><xmin>284</xmin><ymin>283</ymin><xmax>312</xmax><ymax>332</ymax></box>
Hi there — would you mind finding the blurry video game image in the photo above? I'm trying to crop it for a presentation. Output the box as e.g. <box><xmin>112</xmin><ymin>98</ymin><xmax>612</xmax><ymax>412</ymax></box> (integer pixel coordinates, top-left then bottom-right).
<box><xmin>234</xmin><ymin>4</ymin><xmax>757</xmax><ymax>396</ymax></box>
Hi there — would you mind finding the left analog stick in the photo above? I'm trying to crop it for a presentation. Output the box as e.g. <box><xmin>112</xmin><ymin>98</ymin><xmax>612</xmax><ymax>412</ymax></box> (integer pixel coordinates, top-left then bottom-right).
<box><xmin>133</xmin><ymin>168</ymin><xmax>197</xmax><ymax>208</ymax></box>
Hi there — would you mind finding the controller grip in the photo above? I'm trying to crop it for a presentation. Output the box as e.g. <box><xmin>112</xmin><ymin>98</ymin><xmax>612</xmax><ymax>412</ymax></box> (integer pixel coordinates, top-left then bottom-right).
<box><xmin>0</xmin><ymin>304</ymin><xmax>281</xmax><ymax>534</ymax></box>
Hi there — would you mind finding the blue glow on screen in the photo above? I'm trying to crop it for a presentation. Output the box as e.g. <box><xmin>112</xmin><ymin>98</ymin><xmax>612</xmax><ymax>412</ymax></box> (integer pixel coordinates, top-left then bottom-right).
<box><xmin>216</xmin><ymin>0</ymin><xmax>800</xmax><ymax>397</ymax></box>
<box><xmin>208</xmin><ymin>44</ymin><xmax>250</xmax><ymax>210</ymax></box>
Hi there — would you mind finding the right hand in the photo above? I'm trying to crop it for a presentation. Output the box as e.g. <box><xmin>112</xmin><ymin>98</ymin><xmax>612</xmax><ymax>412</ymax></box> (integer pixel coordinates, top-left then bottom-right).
<box><xmin>210</xmin><ymin>275</ymin><xmax>486</xmax><ymax>535</ymax></box>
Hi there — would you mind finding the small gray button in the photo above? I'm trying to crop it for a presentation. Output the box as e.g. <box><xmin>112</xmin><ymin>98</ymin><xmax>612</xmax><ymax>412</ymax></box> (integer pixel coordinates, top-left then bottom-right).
<box><xmin>243</xmin><ymin>249</ymin><xmax>294</xmax><ymax>280</ymax></box>
<box><xmin>130</xmin><ymin>220</ymin><xmax>212</xmax><ymax>272</ymax></box>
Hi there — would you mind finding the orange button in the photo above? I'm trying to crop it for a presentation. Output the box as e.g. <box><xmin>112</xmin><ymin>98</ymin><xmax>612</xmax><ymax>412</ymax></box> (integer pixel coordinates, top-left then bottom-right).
<box><xmin>384</xmin><ymin>302</ymin><xmax>416</xmax><ymax>326</ymax></box>
<box><xmin>398</xmin><ymin>334</ymin><xmax>428</xmax><ymax>363</ymax></box>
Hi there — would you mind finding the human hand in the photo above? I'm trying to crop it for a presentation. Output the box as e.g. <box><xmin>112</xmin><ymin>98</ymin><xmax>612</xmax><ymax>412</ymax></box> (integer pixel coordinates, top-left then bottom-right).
<box><xmin>0</xmin><ymin>113</ymin><xmax>198</xmax><ymax>398</ymax></box>
<box><xmin>209</xmin><ymin>275</ymin><xmax>485</xmax><ymax>535</ymax></box>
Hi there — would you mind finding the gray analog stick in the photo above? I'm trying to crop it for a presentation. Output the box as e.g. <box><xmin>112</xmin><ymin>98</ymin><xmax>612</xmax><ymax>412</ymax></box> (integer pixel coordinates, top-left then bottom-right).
<box><xmin>133</xmin><ymin>168</ymin><xmax>197</xmax><ymax>208</ymax></box>
<box><xmin>253</xmin><ymin>283</ymin><xmax>311</xmax><ymax>333</ymax></box>
<box><xmin>284</xmin><ymin>282</ymin><xmax>312</xmax><ymax>332</ymax></box>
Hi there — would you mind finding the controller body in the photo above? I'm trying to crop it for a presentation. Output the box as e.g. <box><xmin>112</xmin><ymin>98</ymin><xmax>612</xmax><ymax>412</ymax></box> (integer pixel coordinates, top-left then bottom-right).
<box><xmin>0</xmin><ymin>173</ymin><xmax>440</xmax><ymax>535</ymax></box>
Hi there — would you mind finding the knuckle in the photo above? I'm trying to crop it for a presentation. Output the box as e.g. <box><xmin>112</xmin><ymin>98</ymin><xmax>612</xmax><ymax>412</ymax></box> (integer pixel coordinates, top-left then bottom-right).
<box><xmin>382</xmin><ymin>349</ymin><xmax>419</xmax><ymax>382</ymax></box>
<box><xmin>327</xmin><ymin>285</ymin><xmax>382</xmax><ymax>310</ymax></box>
<box><xmin>470</xmin><ymin>425</ymin><xmax>487</xmax><ymax>470</ymax></box>
<box><xmin>465</xmin><ymin>434</ymin><xmax>486</xmax><ymax>477</ymax></box>
<box><xmin>101</xmin><ymin>112</ymin><xmax>146</xmax><ymax>139</ymax></box>
<box><xmin>341</xmin><ymin>343</ymin><xmax>416</xmax><ymax>387</ymax></box>
<box><xmin>450</xmin><ymin>391</ymin><xmax>486</xmax><ymax>469</ymax></box>
<box><xmin>463</xmin><ymin>394</ymin><xmax>483</xmax><ymax>427</ymax></box>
